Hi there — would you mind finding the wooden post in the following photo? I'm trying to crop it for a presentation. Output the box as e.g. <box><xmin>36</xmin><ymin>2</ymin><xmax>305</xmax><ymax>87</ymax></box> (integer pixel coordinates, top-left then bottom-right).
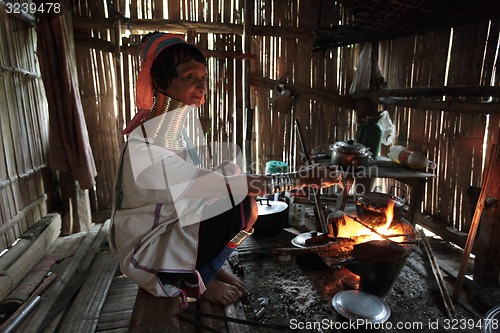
<box><xmin>452</xmin><ymin>140</ymin><xmax>499</xmax><ymax>300</ymax></box>
<box><xmin>60</xmin><ymin>172</ymin><xmax>92</xmax><ymax>235</ymax></box>
<box><xmin>473</xmin><ymin>137</ymin><xmax>500</xmax><ymax>285</ymax></box>
<box><xmin>243</xmin><ymin>0</ymin><xmax>254</xmax><ymax>172</ymax></box>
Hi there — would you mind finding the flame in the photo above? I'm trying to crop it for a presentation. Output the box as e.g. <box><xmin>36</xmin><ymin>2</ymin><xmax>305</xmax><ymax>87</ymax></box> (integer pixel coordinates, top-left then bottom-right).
<box><xmin>336</xmin><ymin>200</ymin><xmax>405</xmax><ymax>244</ymax></box>
<box><xmin>382</xmin><ymin>200</ymin><xmax>395</xmax><ymax>230</ymax></box>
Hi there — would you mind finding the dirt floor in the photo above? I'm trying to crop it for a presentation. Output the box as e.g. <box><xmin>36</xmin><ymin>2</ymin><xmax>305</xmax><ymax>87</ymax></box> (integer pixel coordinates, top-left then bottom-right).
<box><xmin>231</xmin><ymin>236</ymin><xmax>484</xmax><ymax>333</ymax></box>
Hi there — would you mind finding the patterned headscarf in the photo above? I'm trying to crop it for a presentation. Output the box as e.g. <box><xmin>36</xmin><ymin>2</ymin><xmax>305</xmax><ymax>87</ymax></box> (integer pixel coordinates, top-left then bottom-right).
<box><xmin>123</xmin><ymin>33</ymin><xmax>186</xmax><ymax>135</ymax></box>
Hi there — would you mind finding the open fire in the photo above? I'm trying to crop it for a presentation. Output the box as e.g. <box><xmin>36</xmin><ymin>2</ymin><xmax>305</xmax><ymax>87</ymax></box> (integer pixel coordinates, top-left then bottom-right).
<box><xmin>290</xmin><ymin>200</ymin><xmax>417</xmax><ymax>297</ymax></box>
<box><xmin>334</xmin><ymin>201</ymin><xmax>409</xmax><ymax>244</ymax></box>
<box><xmin>328</xmin><ymin>201</ymin><xmax>416</xmax><ymax>296</ymax></box>
<box><xmin>283</xmin><ymin>196</ymin><xmax>416</xmax><ymax>296</ymax></box>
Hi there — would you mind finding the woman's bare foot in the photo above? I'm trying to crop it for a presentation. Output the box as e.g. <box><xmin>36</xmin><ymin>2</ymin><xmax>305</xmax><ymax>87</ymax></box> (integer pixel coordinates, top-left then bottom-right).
<box><xmin>201</xmin><ymin>279</ymin><xmax>243</xmax><ymax>306</ymax></box>
<box><xmin>214</xmin><ymin>269</ymin><xmax>248</xmax><ymax>296</ymax></box>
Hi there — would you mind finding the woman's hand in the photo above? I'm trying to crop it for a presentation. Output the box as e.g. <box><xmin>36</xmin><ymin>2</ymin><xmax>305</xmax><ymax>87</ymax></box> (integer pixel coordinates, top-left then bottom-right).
<box><xmin>297</xmin><ymin>164</ymin><xmax>342</xmax><ymax>189</ymax></box>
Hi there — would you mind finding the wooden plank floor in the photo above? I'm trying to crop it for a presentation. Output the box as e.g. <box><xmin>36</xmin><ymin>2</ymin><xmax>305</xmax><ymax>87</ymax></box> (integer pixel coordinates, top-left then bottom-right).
<box><xmin>0</xmin><ymin>216</ymin><xmax>485</xmax><ymax>333</ymax></box>
<box><xmin>96</xmin><ymin>274</ymin><xmax>138</xmax><ymax>333</ymax></box>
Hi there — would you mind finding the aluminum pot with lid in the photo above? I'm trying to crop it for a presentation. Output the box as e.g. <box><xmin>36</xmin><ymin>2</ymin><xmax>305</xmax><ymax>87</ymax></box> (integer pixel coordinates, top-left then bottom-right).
<box><xmin>253</xmin><ymin>198</ymin><xmax>288</xmax><ymax>237</ymax></box>
<box><xmin>330</xmin><ymin>140</ymin><xmax>372</xmax><ymax>167</ymax></box>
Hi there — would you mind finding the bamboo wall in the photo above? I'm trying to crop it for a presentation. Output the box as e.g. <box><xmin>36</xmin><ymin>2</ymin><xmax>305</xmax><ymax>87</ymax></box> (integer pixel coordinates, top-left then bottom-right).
<box><xmin>0</xmin><ymin>0</ymin><xmax>498</xmax><ymax>251</ymax></box>
<box><xmin>0</xmin><ymin>9</ymin><xmax>52</xmax><ymax>250</ymax></box>
<box><xmin>69</xmin><ymin>0</ymin><xmax>500</xmax><ymax>232</ymax></box>
<box><xmin>378</xmin><ymin>22</ymin><xmax>500</xmax><ymax>231</ymax></box>
<box><xmin>250</xmin><ymin>0</ymin><xmax>357</xmax><ymax>172</ymax></box>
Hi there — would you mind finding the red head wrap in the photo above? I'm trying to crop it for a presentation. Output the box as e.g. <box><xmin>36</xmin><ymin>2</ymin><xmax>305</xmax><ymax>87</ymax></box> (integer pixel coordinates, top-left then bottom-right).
<box><xmin>122</xmin><ymin>33</ymin><xmax>186</xmax><ymax>135</ymax></box>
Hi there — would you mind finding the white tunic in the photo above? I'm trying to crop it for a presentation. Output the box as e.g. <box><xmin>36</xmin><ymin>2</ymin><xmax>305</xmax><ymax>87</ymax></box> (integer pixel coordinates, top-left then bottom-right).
<box><xmin>110</xmin><ymin>112</ymin><xmax>207</xmax><ymax>298</ymax></box>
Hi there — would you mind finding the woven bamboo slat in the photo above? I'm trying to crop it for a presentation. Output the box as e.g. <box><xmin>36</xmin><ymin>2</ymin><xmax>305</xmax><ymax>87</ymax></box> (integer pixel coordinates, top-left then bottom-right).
<box><xmin>0</xmin><ymin>15</ymin><xmax>23</xmax><ymax>246</ymax></box>
<box><xmin>168</xmin><ymin>1</ymin><xmax>180</xmax><ymax>20</ymax></box>
<box><xmin>235</xmin><ymin>35</ymin><xmax>244</xmax><ymax>155</ymax></box>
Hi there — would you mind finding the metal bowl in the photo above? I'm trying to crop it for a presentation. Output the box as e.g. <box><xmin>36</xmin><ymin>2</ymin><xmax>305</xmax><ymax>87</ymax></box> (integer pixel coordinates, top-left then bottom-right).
<box><xmin>332</xmin><ymin>290</ymin><xmax>391</xmax><ymax>323</ymax></box>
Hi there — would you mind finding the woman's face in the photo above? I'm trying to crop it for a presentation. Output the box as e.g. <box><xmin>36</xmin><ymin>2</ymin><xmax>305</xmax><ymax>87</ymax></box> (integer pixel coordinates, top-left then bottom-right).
<box><xmin>164</xmin><ymin>59</ymin><xmax>207</xmax><ymax>107</ymax></box>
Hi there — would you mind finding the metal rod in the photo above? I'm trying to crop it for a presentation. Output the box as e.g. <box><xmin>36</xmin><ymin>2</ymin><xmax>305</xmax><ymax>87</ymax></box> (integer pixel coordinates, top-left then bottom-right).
<box><xmin>294</xmin><ymin>118</ymin><xmax>329</xmax><ymax>233</ymax></box>
<box><xmin>1</xmin><ymin>296</ymin><xmax>41</xmax><ymax>333</ymax></box>
<box><xmin>294</xmin><ymin>118</ymin><xmax>311</xmax><ymax>162</ymax></box>
<box><xmin>313</xmin><ymin>188</ymin><xmax>329</xmax><ymax>234</ymax></box>
<box><xmin>180</xmin><ymin>308</ymin><xmax>293</xmax><ymax>331</ymax></box>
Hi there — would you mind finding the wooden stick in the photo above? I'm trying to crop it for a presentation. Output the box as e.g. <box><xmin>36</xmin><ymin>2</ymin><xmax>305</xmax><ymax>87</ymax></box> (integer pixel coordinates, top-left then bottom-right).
<box><xmin>0</xmin><ymin>194</ymin><xmax>47</xmax><ymax>237</ymax></box>
<box><xmin>379</xmin><ymin>97</ymin><xmax>500</xmax><ymax>114</ymax></box>
<box><xmin>418</xmin><ymin>227</ymin><xmax>456</xmax><ymax>319</ymax></box>
<box><xmin>453</xmin><ymin>140</ymin><xmax>499</xmax><ymax>300</ymax></box>
<box><xmin>351</xmin><ymin>85</ymin><xmax>500</xmax><ymax>98</ymax></box>
<box><xmin>346</xmin><ymin>213</ymin><xmax>397</xmax><ymax>242</ymax></box>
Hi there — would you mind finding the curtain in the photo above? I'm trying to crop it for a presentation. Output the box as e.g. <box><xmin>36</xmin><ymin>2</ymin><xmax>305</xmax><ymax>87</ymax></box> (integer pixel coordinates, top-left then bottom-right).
<box><xmin>35</xmin><ymin>1</ymin><xmax>97</xmax><ymax>189</ymax></box>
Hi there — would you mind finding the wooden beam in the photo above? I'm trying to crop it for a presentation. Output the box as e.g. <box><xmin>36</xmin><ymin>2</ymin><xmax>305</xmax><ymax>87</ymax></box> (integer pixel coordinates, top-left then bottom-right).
<box><xmin>75</xmin><ymin>37</ymin><xmax>254</xmax><ymax>59</ymax></box>
<box><xmin>202</xmin><ymin>49</ymin><xmax>254</xmax><ymax>59</ymax></box>
<box><xmin>250</xmin><ymin>75</ymin><xmax>357</xmax><ymax>109</ymax></box>
<box><xmin>351</xmin><ymin>85</ymin><xmax>500</xmax><ymax>98</ymax></box>
<box><xmin>15</xmin><ymin>221</ymin><xmax>109</xmax><ymax>332</ymax></box>
<box><xmin>72</xmin><ymin>16</ymin><xmax>313</xmax><ymax>39</ymax></box>
<box><xmin>119</xmin><ymin>43</ymin><xmax>252</xmax><ymax>59</ymax></box>
<box><xmin>0</xmin><ymin>0</ymin><xmax>36</xmax><ymax>24</ymax></box>
<box><xmin>0</xmin><ymin>194</ymin><xmax>47</xmax><ymax>237</ymax></box>
<box><xmin>252</xmin><ymin>25</ymin><xmax>314</xmax><ymax>40</ymax></box>
<box><xmin>0</xmin><ymin>214</ymin><xmax>61</xmax><ymax>301</ymax></box>
<box><xmin>72</xmin><ymin>16</ymin><xmax>243</xmax><ymax>35</ymax></box>
<box><xmin>74</xmin><ymin>35</ymin><xmax>118</xmax><ymax>54</ymax></box>
<box><xmin>417</xmin><ymin>214</ymin><xmax>469</xmax><ymax>250</ymax></box>
<box><xmin>128</xmin><ymin>18</ymin><xmax>243</xmax><ymax>35</ymax></box>
<box><xmin>379</xmin><ymin>97</ymin><xmax>500</xmax><ymax>114</ymax></box>
<box><xmin>72</xmin><ymin>16</ymin><xmax>117</xmax><ymax>30</ymax></box>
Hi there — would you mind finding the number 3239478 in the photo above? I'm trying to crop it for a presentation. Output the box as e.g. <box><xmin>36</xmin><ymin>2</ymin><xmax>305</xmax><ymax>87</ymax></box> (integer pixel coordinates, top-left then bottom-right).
<box><xmin>443</xmin><ymin>318</ymin><xmax>498</xmax><ymax>330</ymax></box>
<box><xmin>5</xmin><ymin>2</ymin><xmax>61</xmax><ymax>15</ymax></box>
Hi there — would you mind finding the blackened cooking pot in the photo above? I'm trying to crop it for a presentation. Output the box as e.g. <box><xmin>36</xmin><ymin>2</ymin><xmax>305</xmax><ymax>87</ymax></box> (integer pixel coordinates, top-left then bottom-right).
<box><xmin>355</xmin><ymin>187</ymin><xmax>406</xmax><ymax>227</ymax></box>
<box><xmin>291</xmin><ymin>231</ymin><xmax>330</xmax><ymax>270</ymax></box>
<box><xmin>330</xmin><ymin>140</ymin><xmax>372</xmax><ymax>168</ymax></box>
<box><xmin>253</xmin><ymin>199</ymin><xmax>288</xmax><ymax>237</ymax></box>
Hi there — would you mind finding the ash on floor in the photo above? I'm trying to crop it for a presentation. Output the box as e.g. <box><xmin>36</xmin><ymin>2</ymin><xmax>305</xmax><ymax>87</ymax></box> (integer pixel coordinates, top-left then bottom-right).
<box><xmin>232</xmin><ymin>249</ymin><xmax>483</xmax><ymax>333</ymax></box>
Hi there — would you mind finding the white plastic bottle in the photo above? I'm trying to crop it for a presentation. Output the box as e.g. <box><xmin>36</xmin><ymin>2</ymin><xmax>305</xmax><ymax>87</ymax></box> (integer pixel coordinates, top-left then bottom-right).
<box><xmin>388</xmin><ymin>145</ymin><xmax>437</xmax><ymax>170</ymax></box>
